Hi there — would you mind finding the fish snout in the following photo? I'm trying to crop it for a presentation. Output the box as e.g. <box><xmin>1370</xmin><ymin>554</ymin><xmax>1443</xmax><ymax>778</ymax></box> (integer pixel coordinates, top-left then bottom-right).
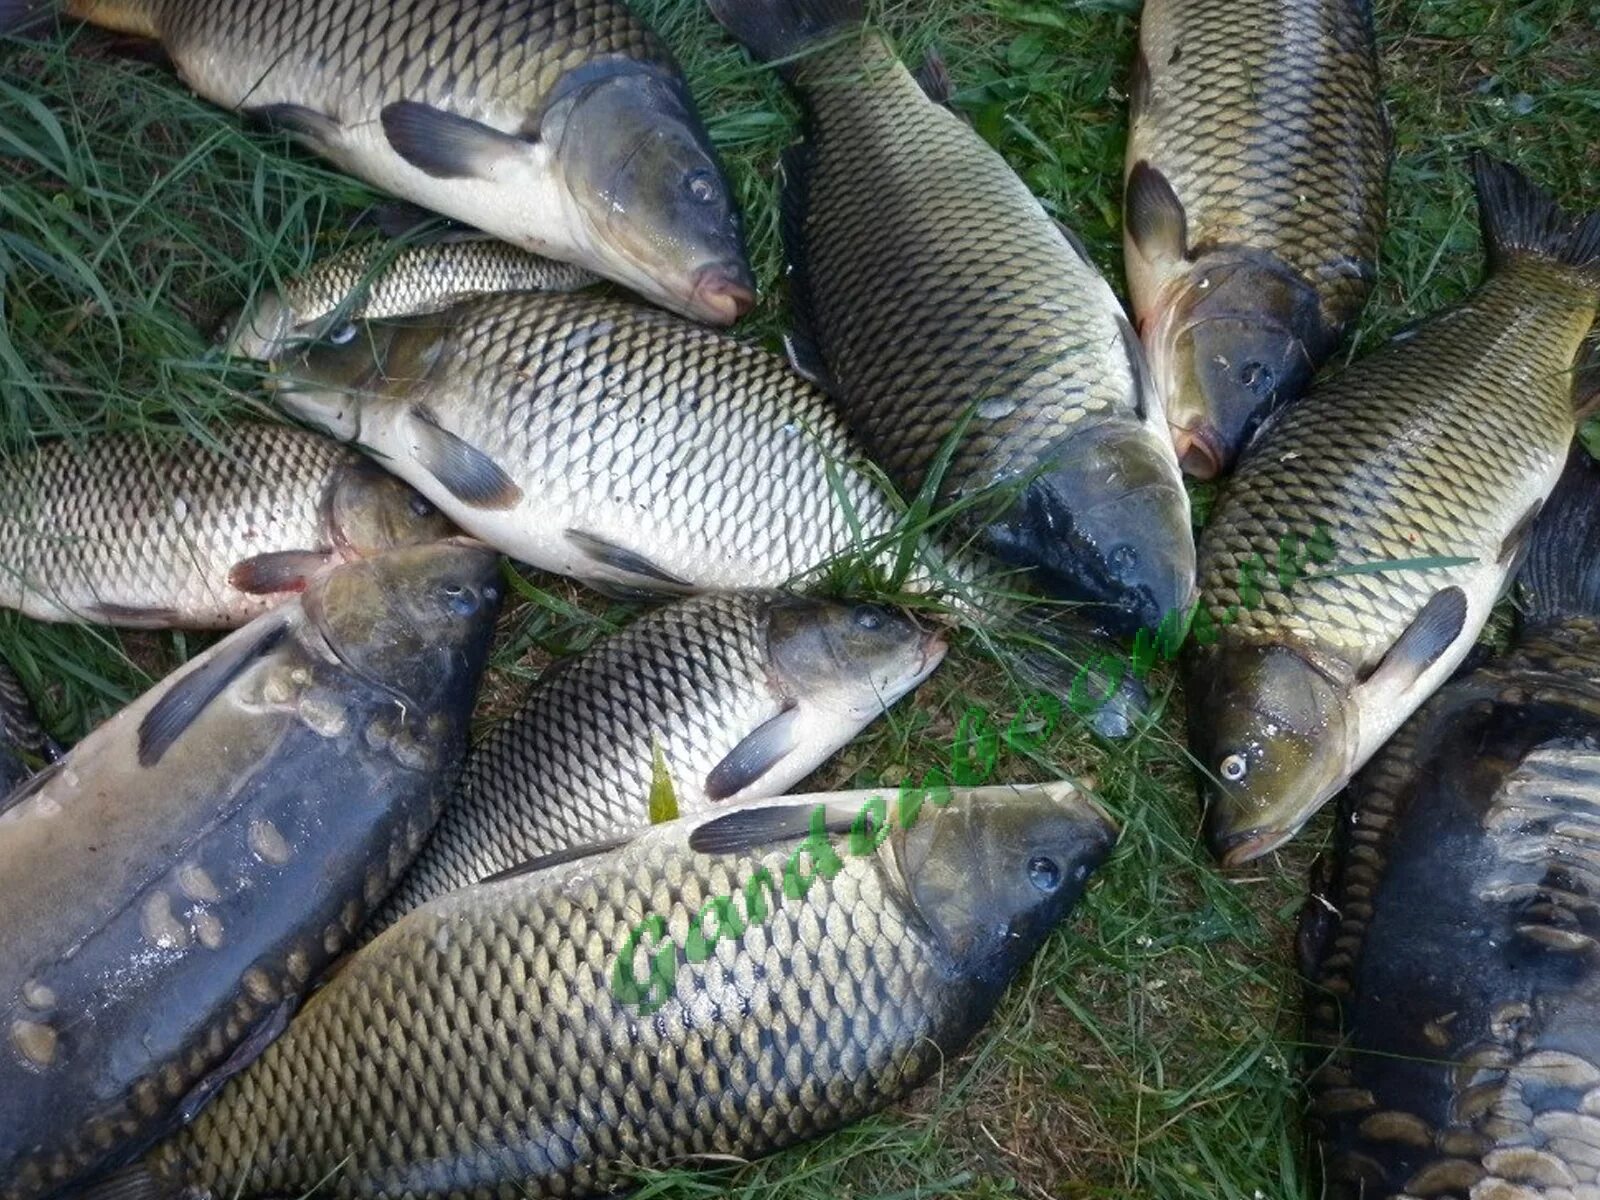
<box><xmin>1172</xmin><ymin>421</ymin><xmax>1226</xmax><ymax>481</ymax></box>
<box><xmin>1208</xmin><ymin>822</ymin><xmax>1296</xmax><ymax>869</ymax></box>
<box><xmin>688</xmin><ymin>261</ymin><xmax>757</xmax><ymax>325</ymax></box>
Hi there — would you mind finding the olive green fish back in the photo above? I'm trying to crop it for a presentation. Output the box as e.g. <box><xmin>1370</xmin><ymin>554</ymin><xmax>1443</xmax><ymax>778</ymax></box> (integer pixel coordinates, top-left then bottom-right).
<box><xmin>1131</xmin><ymin>0</ymin><xmax>1387</xmax><ymax>326</ymax></box>
<box><xmin>1196</xmin><ymin>261</ymin><xmax>1596</xmax><ymax>665</ymax></box>
<box><xmin>149</xmin><ymin>835</ymin><xmax>963</xmax><ymax>1199</ymax></box>
<box><xmin>785</xmin><ymin>36</ymin><xmax>1145</xmax><ymax>499</ymax></box>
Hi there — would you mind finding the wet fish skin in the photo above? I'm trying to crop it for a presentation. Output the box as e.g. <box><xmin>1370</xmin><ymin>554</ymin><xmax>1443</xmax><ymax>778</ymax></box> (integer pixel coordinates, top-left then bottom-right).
<box><xmin>704</xmin><ymin>0</ymin><xmax>1194</xmax><ymax>637</ymax></box>
<box><xmin>0</xmin><ymin>660</ymin><xmax>53</xmax><ymax>796</ymax></box>
<box><xmin>1304</xmin><ymin>447</ymin><xmax>1600</xmax><ymax>1198</ymax></box>
<box><xmin>227</xmin><ymin>237</ymin><xmax>600</xmax><ymax>361</ymax></box>
<box><xmin>0</xmin><ymin>541</ymin><xmax>503</xmax><ymax>1200</ymax></box>
<box><xmin>367</xmin><ymin>591</ymin><xmax>947</xmax><ymax>933</ymax></box>
<box><xmin>43</xmin><ymin>0</ymin><xmax>753</xmax><ymax>325</ymax></box>
<box><xmin>127</xmin><ymin>782</ymin><xmax>1115</xmax><ymax>1199</ymax></box>
<box><xmin>272</xmin><ymin>290</ymin><xmax>933</xmax><ymax>596</ymax></box>
<box><xmin>1126</xmin><ymin>0</ymin><xmax>1389</xmax><ymax>479</ymax></box>
<box><xmin>1187</xmin><ymin>157</ymin><xmax>1600</xmax><ymax>866</ymax></box>
<box><xmin>0</xmin><ymin>423</ymin><xmax>457</xmax><ymax>630</ymax></box>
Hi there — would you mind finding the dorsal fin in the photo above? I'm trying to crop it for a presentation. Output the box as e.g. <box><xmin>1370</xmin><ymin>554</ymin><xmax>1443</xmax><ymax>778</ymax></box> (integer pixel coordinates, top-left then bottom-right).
<box><xmin>777</xmin><ymin>138</ymin><xmax>835</xmax><ymax>392</ymax></box>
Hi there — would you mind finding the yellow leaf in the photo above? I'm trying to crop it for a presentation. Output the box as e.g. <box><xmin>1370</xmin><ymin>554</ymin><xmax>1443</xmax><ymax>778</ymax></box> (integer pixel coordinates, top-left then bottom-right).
<box><xmin>648</xmin><ymin>738</ymin><xmax>679</xmax><ymax>824</ymax></box>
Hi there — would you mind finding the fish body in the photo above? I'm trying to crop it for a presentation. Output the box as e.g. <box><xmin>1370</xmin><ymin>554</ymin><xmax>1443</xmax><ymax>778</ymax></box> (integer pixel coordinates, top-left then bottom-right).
<box><xmin>0</xmin><ymin>660</ymin><xmax>53</xmax><ymax>796</ymax></box>
<box><xmin>1305</xmin><ymin>448</ymin><xmax>1600</xmax><ymax>1198</ymax></box>
<box><xmin>368</xmin><ymin>590</ymin><xmax>946</xmax><ymax>932</ymax></box>
<box><xmin>227</xmin><ymin>236</ymin><xmax>600</xmax><ymax>361</ymax></box>
<box><xmin>117</xmin><ymin>782</ymin><xmax>1115</xmax><ymax>1199</ymax></box>
<box><xmin>0</xmin><ymin>424</ymin><xmax>456</xmax><ymax>630</ymax></box>
<box><xmin>273</xmin><ymin>291</ymin><xmax>932</xmax><ymax>596</ymax></box>
<box><xmin>704</xmin><ymin>0</ymin><xmax>1194</xmax><ymax>636</ymax></box>
<box><xmin>38</xmin><ymin>0</ymin><xmax>752</xmax><ymax>324</ymax></box>
<box><xmin>0</xmin><ymin>542</ymin><xmax>502</xmax><ymax>1200</ymax></box>
<box><xmin>1186</xmin><ymin>158</ymin><xmax>1600</xmax><ymax>865</ymax></box>
<box><xmin>1125</xmin><ymin>0</ymin><xmax>1389</xmax><ymax>478</ymax></box>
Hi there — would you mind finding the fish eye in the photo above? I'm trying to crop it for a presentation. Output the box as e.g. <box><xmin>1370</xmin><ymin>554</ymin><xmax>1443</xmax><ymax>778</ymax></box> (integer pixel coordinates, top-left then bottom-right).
<box><xmin>329</xmin><ymin>322</ymin><xmax>359</xmax><ymax>346</ymax></box>
<box><xmin>440</xmin><ymin>582</ymin><xmax>477</xmax><ymax>616</ymax></box>
<box><xmin>851</xmin><ymin>605</ymin><xmax>885</xmax><ymax>631</ymax></box>
<box><xmin>1027</xmin><ymin>855</ymin><xmax>1062</xmax><ymax>893</ymax></box>
<box><xmin>408</xmin><ymin>494</ymin><xmax>437</xmax><ymax>519</ymax></box>
<box><xmin>1220</xmin><ymin>753</ymin><xmax>1249</xmax><ymax>783</ymax></box>
<box><xmin>686</xmin><ymin>169</ymin><xmax>717</xmax><ymax>205</ymax></box>
<box><xmin>1240</xmin><ymin>362</ymin><xmax>1275</xmax><ymax>396</ymax></box>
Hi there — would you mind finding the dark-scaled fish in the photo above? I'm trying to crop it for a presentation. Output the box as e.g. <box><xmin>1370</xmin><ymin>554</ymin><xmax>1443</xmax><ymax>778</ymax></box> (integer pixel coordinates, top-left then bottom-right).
<box><xmin>0</xmin><ymin>659</ymin><xmax>54</xmax><ymax>796</ymax></box>
<box><xmin>1125</xmin><ymin>0</ymin><xmax>1389</xmax><ymax>479</ymax></box>
<box><xmin>5</xmin><ymin>0</ymin><xmax>753</xmax><ymax>325</ymax></box>
<box><xmin>0</xmin><ymin>542</ymin><xmax>501</xmax><ymax>1200</ymax></box>
<box><xmin>0</xmin><ymin>423</ymin><xmax>456</xmax><ymax>630</ymax></box>
<box><xmin>226</xmin><ymin>236</ymin><xmax>599</xmax><ymax>361</ymax></box>
<box><xmin>705</xmin><ymin>0</ymin><xmax>1195</xmax><ymax>636</ymax></box>
<box><xmin>95</xmin><ymin>782</ymin><xmax>1115</xmax><ymax>1199</ymax></box>
<box><xmin>1187</xmin><ymin>156</ymin><xmax>1600</xmax><ymax>866</ymax></box>
<box><xmin>1304</xmin><ymin>446</ymin><xmax>1600</xmax><ymax>1199</ymax></box>
<box><xmin>367</xmin><ymin>590</ymin><xmax>946</xmax><ymax>932</ymax></box>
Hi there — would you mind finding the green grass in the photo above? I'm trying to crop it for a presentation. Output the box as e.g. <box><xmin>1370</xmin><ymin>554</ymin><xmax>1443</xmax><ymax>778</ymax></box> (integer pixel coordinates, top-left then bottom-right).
<box><xmin>1</xmin><ymin>2</ymin><xmax>1597</xmax><ymax>1197</ymax></box>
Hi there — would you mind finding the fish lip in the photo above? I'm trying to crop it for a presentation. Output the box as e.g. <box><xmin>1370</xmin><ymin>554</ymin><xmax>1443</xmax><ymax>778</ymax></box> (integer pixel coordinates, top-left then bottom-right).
<box><xmin>687</xmin><ymin>262</ymin><xmax>756</xmax><ymax>324</ymax></box>
<box><xmin>1212</xmin><ymin>824</ymin><xmax>1296</xmax><ymax>868</ymax></box>
<box><xmin>917</xmin><ymin>628</ymin><xmax>950</xmax><ymax>676</ymax></box>
<box><xmin>1172</xmin><ymin>422</ymin><xmax>1226</xmax><ymax>480</ymax></box>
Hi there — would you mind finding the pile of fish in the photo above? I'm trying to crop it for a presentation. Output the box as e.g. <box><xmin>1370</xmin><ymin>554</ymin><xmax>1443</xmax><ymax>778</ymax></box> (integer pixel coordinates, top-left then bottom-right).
<box><xmin>0</xmin><ymin>0</ymin><xmax>1595</xmax><ymax>1195</ymax></box>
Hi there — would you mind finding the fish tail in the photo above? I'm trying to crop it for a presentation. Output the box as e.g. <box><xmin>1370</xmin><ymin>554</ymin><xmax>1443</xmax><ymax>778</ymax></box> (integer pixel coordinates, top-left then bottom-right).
<box><xmin>1473</xmin><ymin>153</ymin><xmax>1600</xmax><ymax>288</ymax></box>
<box><xmin>1519</xmin><ymin>444</ymin><xmax>1600</xmax><ymax>625</ymax></box>
<box><xmin>71</xmin><ymin>1163</ymin><xmax>174</xmax><ymax>1200</ymax></box>
<box><xmin>705</xmin><ymin>0</ymin><xmax>863</xmax><ymax>67</ymax></box>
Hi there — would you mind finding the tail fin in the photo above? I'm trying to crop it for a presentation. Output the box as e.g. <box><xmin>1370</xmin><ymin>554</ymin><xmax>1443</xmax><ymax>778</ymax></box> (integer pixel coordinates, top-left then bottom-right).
<box><xmin>0</xmin><ymin>0</ymin><xmax>55</xmax><ymax>34</ymax></box>
<box><xmin>705</xmin><ymin>0</ymin><xmax>863</xmax><ymax>65</ymax></box>
<box><xmin>1519</xmin><ymin>444</ymin><xmax>1600</xmax><ymax>625</ymax></box>
<box><xmin>1473</xmin><ymin>154</ymin><xmax>1600</xmax><ymax>285</ymax></box>
<box><xmin>72</xmin><ymin>1163</ymin><xmax>170</xmax><ymax>1200</ymax></box>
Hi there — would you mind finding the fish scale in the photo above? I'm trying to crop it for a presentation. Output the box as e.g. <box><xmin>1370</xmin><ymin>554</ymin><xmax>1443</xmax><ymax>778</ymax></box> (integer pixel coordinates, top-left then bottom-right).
<box><xmin>0</xmin><ymin>662</ymin><xmax>50</xmax><ymax>796</ymax></box>
<box><xmin>1199</xmin><ymin>265</ymin><xmax>1589</xmax><ymax>664</ymax></box>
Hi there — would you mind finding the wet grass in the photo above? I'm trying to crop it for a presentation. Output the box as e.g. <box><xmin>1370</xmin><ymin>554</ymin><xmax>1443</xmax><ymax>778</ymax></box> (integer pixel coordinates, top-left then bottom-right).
<box><xmin>1</xmin><ymin>1</ymin><xmax>1597</xmax><ymax>1197</ymax></box>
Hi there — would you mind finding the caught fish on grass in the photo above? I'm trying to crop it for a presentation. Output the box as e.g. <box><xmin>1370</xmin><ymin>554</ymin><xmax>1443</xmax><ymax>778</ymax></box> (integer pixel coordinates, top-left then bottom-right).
<box><xmin>1304</xmin><ymin>447</ymin><xmax>1600</xmax><ymax>1199</ymax></box>
<box><xmin>0</xmin><ymin>658</ymin><xmax>54</xmax><ymax>795</ymax></box>
<box><xmin>1125</xmin><ymin>0</ymin><xmax>1389</xmax><ymax>480</ymax></box>
<box><xmin>3</xmin><ymin>0</ymin><xmax>754</xmax><ymax>325</ymax></box>
<box><xmin>706</xmin><ymin>0</ymin><xmax>1194</xmax><ymax>636</ymax></box>
<box><xmin>366</xmin><ymin>590</ymin><xmax>946</xmax><ymax>933</ymax></box>
<box><xmin>1187</xmin><ymin>156</ymin><xmax>1600</xmax><ymax>867</ymax></box>
<box><xmin>0</xmin><ymin>541</ymin><xmax>501</xmax><ymax>1200</ymax></box>
<box><xmin>225</xmin><ymin>235</ymin><xmax>600</xmax><ymax>361</ymax></box>
<box><xmin>93</xmin><ymin>782</ymin><xmax>1114</xmax><ymax>1200</ymax></box>
<box><xmin>0</xmin><ymin>423</ymin><xmax>456</xmax><ymax>630</ymax></box>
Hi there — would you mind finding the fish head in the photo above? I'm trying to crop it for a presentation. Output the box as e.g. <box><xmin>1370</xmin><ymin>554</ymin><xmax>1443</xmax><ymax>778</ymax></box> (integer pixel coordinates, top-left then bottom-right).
<box><xmin>224</xmin><ymin>287</ymin><xmax>298</xmax><ymax>362</ymax></box>
<box><xmin>545</xmin><ymin>66</ymin><xmax>754</xmax><ymax>325</ymax></box>
<box><xmin>985</xmin><ymin>423</ymin><xmax>1196</xmax><ymax>637</ymax></box>
<box><xmin>301</xmin><ymin>540</ymin><xmax>502</xmax><ymax>722</ymax></box>
<box><xmin>270</xmin><ymin>320</ymin><xmax>417</xmax><ymax>440</ymax></box>
<box><xmin>894</xmin><ymin>782</ymin><xmax>1116</xmax><ymax>990</ymax></box>
<box><xmin>1185</xmin><ymin>641</ymin><xmax>1353</xmax><ymax>866</ymax></box>
<box><xmin>1149</xmin><ymin>256</ymin><xmax>1326</xmax><ymax>479</ymax></box>
<box><xmin>325</xmin><ymin>458</ymin><xmax>459</xmax><ymax>558</ymax></box>
<box><xmin>766</xmin><ymin>598</ymin><xmax>947</xmax><ymax>719</ymax></box>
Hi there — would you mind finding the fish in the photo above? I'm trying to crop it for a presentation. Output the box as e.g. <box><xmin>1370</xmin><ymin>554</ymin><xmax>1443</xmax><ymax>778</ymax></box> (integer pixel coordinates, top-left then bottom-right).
<box><xmin>704</xmin><ymin>0</ymin><xmax>1195</xmax><ymax>637</ymax></box>
<box><xmin>1125</xmin><ymin>0</ymin><xmax>1389</xmax><ymax>479</ymax></box>
<box><xmin>225</xmin><ymin>235</ymin><xmax>601</xmax><ymax>361</ymax></box>
<box><xmin>271</xmin><ymin>290</ymin><xmax>959</xmax><ymax>597</ymax></box>
<box><xmin>1302</xmin><ymin>446</ymin><xmax>1600</xmax><ymax>1199</ymax></box>
<box><xmin>366</xmin><ymin>590</ymin><xmax>947</xmax><ymax>933</ymax></box>
<box><xmin>0</xmin><ymin>423</ymin><xmax>458</xmax><ymax>629</ymax></box>
<box><xmin>3</xmin><ymin>0</ymin><xmax>753</xmax><ymax>325</ymax></box>
<box><xmin>0</xmin><ymin>541</ymin><xmax>502</xmax><ymax>1200</ymax></box>
<box><xmin>0</xmin><ymin>658</ymin><xmax>54</xmax><ymax>796</ymax></box>
<box><xmin>89</xmin><ymin>781</ymin><xmax>1115</xmax><ymax>1200</ymax></box>
<box><xmin>1186</xmin><ymin>156</ymin><xmax>1600</xmax><ymax>867</ymax></box>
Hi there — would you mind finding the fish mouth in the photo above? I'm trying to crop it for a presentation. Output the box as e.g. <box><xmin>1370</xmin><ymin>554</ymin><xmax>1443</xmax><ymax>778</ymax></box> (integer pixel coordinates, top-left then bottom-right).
<box><xmin>1211</xmin><ymin>824</ymin><xmax>1297</xmax><ymax>868</ymax></box>
<box><xmin>917</xmin><ymin>629</ymin><xmax>950</xmax><ymax>675</ymax></box>
<box><xmin>686</xmin><ymin>262</ymin><xmax>757</xmax><ymax>324</ymax></box>
<box><xmin>1171</xmin><ymin>421</ymin><xmax>1226</xmax><ymax>481</ymax></box>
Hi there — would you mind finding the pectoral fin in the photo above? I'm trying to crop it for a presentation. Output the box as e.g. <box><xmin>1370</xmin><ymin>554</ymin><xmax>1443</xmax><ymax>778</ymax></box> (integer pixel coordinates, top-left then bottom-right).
<box><xmin>137</xmin><ymin>619</ymin><xmax>290</xmax><ymax>767</ymax></box>
<box><xmin>409</xmin><ymin>405</ymin><xmax>523</xmax><ymax>510</ymax></box>
<box><xmin>704</xmin><ymin>703</ymin><xmax>801</xmax><ymax>801</ymax></box>
<box><xmin>382</xmin><ymin>101</ymin><xmax>528</xmax><ymax>180</ymax></box>
<box><xmin>1360</xmin><ymin>586</ymin><xmax>1468</xmax><ymax>695</ymax></box>
<box><xmin>1125</xmin><ymin>160</ymin><xmax>1188</xmax><ymax>263</ymax></box>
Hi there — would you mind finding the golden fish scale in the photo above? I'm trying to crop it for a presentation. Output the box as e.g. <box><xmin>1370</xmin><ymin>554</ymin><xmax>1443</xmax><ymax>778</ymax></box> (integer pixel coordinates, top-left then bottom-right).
<box><xmin>793</xmin><ymin>39</ymin><xmax>1140</xmax><ymax>498</ymax></box>
<box><xmin>1132</xmin><ymin>0</ymin><xmax>1387</xmax><ymax>323</ymax></box>
<box><xmin>151</xmin><ymin>839</ymin><xmax>958</xmax><ymax>1198</ymax></box>
<box><xmin>1196</xmin><ymin>264</ymin><xmax>1594</xmax><ymax>662</ymax></box>
<box><xmin>372</xmin><ymin>593</ymin><xmax>788</xmax><ymax>926</ymax></box>
<box><xmin>138</xmin><ymin>0</ymin><xmax>669</xmax><ymax>120</ymax></box>
<box><xmin>284</xmin><ymin>241</ymin><xmax>597</xmax><ymax>327</ymax></box>
<box><xmin>420</xmin><ymin>292</ymin><xmax>904</xmax><ymax>579</ymax></box>
<box><xmin>0</xmin><ymin>425</ymin><xmax>353</xmax><ymax>623</ymax></box>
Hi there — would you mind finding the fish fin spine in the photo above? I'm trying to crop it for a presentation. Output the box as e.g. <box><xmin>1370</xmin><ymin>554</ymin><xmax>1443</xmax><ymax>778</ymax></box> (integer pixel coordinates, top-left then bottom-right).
<box><xmin>1473</xmin><ymin>153</ymin><xmax>1600</xmax><ymax>285</ymax></box>
<box><xmin>705</xmin><ymin>0</ymin><xmax>864</xmax><ymax>66</ymax></box>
